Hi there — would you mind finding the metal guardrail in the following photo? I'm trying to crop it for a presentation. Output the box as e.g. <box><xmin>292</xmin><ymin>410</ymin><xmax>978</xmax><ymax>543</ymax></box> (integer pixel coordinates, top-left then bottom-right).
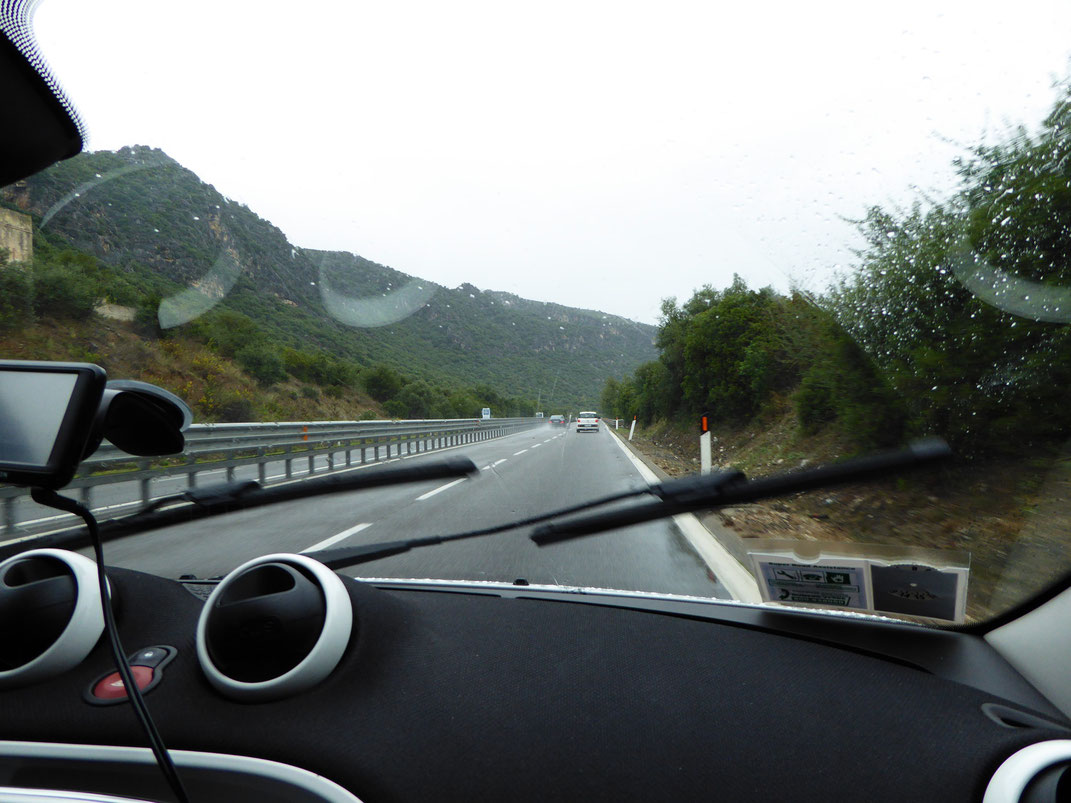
<box><xmin>0</xmin><ymin>417</ymin><xmax>541</xmax><ymax>536</ymax></box>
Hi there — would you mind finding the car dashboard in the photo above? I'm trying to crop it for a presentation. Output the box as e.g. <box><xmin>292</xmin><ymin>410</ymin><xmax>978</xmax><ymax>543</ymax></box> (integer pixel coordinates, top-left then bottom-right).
<box><xmin>2</xmin><ymin>556</ymin><xmax>1070</xmax><ymax>803</ymax></box>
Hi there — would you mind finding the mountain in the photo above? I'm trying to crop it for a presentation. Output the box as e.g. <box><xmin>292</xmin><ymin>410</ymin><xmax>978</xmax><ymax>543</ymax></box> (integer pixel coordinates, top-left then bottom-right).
<box><xmin>1</xmin><ymin>146</ymin><xmax>656</xmax><ymax>409</ymax></box>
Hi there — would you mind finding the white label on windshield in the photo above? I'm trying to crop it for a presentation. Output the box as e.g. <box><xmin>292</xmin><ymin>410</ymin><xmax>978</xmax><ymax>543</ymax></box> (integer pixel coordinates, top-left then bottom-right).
<box><xmin>869</xmin><ymin>562</ymin><xmax>969</xmax><ymax>623</ymax></box>
<box><xmin>752</xmin><ymin>557</ymin><xmax>869</xmax><ymax>610</ymax></box>
<box><xmin>750</xmin><ymin>551</ymin><xmax>970</xmax><ymax>622</ymax></box>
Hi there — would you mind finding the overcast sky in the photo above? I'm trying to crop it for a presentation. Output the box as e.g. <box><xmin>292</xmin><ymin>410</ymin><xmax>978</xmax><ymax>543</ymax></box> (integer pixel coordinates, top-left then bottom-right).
<box><xmin>31</xmin><ymin>0</ymin><xmax>1071</xmax><ymax>324</ymax></box>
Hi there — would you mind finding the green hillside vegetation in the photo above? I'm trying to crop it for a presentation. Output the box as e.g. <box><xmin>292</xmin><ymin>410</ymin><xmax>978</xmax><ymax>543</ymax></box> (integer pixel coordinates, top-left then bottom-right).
<box><xmin>603</xmin><ymin>80</ymin><xmax>1071</xmax><ymax>460</ymax></box>
<box><xmin>599</xmin><ymin>80</ymin><xmax>1071</xmax><ymax>616</ymax></box>
<box><xmin>1</xmin><ymin>147</ymin><xmax>656</xmax><ymax>413</ymax></box>
<box><xmin>0</xmin><ymin>232</ymin><xmax>541</xmax><ymax>421</ymax></box>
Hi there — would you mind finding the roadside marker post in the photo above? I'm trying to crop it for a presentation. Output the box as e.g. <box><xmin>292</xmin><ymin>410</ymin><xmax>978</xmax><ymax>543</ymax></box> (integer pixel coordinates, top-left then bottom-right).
<box><xmin>700</xmin><ymin>413</ymin><xmax>711</xmax><ymax>475</ymax></box>
<box><xmin>628</xmin><ymin>416</ymin><xmax>636</xmax><ymax>442</ymax></box>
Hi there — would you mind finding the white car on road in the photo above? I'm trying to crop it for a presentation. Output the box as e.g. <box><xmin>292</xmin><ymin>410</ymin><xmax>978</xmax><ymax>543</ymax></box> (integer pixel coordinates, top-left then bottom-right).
<box><xmin>576</xmin><ymin>411</ymin><xmax>600</xmax><ymax>433</ymax></box>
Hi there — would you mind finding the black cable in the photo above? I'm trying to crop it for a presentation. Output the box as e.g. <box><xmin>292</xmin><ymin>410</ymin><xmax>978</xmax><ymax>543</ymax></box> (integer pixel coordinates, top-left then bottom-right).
<box><xmin>30</xmin><ymin>488</ymin><xmax>190</xmax><ymax>803</ymax></box>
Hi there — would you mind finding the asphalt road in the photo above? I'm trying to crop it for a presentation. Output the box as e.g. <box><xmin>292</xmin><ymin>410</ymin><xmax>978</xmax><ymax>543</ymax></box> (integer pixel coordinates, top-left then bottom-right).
<box><xmin>70</xmin><ymin>424</ymin><xmax>728</xmax><ymax>599</ymax></box>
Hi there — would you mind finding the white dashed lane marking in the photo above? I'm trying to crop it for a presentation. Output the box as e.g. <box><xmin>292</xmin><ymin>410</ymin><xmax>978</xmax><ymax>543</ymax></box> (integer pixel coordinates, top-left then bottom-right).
<box><xmin>301</xmin><ymin>522</ymin><xmax>372</xmax><ymax>553</ymax></box>
<box><xmin>416</xmin><ymin>477</ymin><xmax>468</xmax><ymax>501</ymax></box>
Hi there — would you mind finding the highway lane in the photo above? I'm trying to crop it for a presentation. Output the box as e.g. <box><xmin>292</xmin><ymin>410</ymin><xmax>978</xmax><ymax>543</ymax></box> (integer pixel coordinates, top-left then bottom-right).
<box><xmin>79</xmin><ymin>423</ymin><xmax>729</xmax><ymax>599</ymax></box>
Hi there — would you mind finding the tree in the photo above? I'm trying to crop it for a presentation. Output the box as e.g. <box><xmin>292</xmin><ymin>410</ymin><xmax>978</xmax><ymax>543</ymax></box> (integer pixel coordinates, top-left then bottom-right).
<box><xmin>362</xmin><ymin>364</ymin><xmax>404</xmax><ymax>402</ymax></box>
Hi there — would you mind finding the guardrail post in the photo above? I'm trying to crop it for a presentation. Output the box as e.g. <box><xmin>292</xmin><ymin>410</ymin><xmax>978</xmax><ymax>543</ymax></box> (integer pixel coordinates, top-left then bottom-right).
<box><xmin>374</xmin><ymin>445</ymin><xmax>380</xmax><ymax>462</ymax></box>
<box><xmin>285</xmin><ymin>455</ymin><xmax>293</xmax><ymax>479</ymax></box>
<box><xmin>4</xmin><ymin>497</ymin><xmax>14</xmax><ymax>533</ymax></box>
<box><xmin>80</xmin><ymin>487</ymin><xmax>92</xmax><ymax>511</ymax></box>
<box><xmin>187</xmin><ymin>454</ymin><xmax>197</xmax><ymax>489</ymax></box>
<box><xmin>139</xmin><ymin>459</ymin><xmax>151</xmax><ymax>506</ymax></box>
<box><xmin>361</xmin><ymin>446</ymin><xmax>367</xmax><ymax>464</ymax></box>
<box><xmin>308</xmin><ymin>454</ymin><xmax>315</xmax><ymax>475</ymax></box>
<box><xmin>257</xmin><ymin>447</ymin><xmax>267</xmax><ymax>484</ymax></box>
<box><xmin>328</xmin><ymin>452</ymin><xmax>335</xmax><ymax>470</ymax></box>
<box><xmin>227</xmin><ymin>465</ymin><xmax>236</xmax><ymax>482</ymax></box>
<box><xmin>345</xmin><ymin>448</ymin><xmax>352</xmax><ymax>467</ymax></box>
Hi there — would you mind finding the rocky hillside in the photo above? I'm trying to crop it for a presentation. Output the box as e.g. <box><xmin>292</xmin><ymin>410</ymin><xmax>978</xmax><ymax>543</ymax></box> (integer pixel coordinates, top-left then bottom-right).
<box><xmin>2</xmin><ymin>146</ymin><xmax>656</xmax><ymax>409</ymax></box>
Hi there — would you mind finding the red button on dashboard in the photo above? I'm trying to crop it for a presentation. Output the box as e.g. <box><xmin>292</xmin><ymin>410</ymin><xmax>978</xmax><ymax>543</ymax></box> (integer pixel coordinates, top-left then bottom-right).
<box><xmin>91</xmin><ymin>666</ymin><xmax>153</xmax><ymax>700</ymax></box>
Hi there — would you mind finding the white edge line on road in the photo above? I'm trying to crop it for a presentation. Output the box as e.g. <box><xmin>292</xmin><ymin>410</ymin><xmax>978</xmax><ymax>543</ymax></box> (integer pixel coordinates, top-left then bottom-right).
<box><xmin>301</xmin><ymin>522</ymin><xmax>372</xmax><ymax>553</ymax></box>
<box><xmin>415</xmin><ymin>477</ymin><xmax>468</xmax><ymax>501</ymax></box>
<box><xmin>604</xmin><ymin>428</ymin><xmax>762</xmax><ymax>603</ymax></box>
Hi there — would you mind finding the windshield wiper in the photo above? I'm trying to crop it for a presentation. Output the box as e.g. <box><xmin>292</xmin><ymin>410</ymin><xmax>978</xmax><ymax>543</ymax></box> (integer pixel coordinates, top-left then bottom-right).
<box><xmin>314</xmin><ymin>483</ymin><xmax>653</xmax><ymax>569</ymax></box>
<box><xmin>315</xmin><ymin>437</ymin><xmax>951</xmax><ymax>570</ymax></box>
<box><xmin>531</xmin><ymin>437</ymin><xmax>951</xmax><ymax>545</ymax></box>
<box><xmin>13</xmin><ymin>439</ymin><xmax>950</xmax><ymax>571</ymax></box>
<box><xmin>3</xmin><ymin>457</ymin><xmax>480</xmax><ymax>559</ymax></box>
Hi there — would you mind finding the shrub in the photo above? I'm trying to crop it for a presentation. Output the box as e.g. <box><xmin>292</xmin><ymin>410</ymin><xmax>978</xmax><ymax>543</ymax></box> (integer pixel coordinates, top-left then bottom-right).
<box><xmin>0</xmin><ymin>265</ymin><xmax>33</xmax><ymax>330</ymax></box>
<box><xmin>795</xmin><ymin>366</ymin><xmax>837</xmax><ymax>435</ymax></box>
<box><xmin>362</xmin><ymin>364</ymin><xmax>404</xmax><ymax>402</ymax></box>
<box><xmin>32</xmin><ymin>263</ymin><xmax>99</xmax><ymax>319</ymax></box>
<box><xmin>235</xmin><ymin>343</ymin><xmax>286</xmax><ymax>385</ymax></box>
<box><xmin>134</xmin><ymin>294</ymin><xmax>165</xmax><ymax>338</ymax></box>
<box><xmin>217</xmin><ymin>394</ymin><xmax>255</xmax><ymax>422</ymax></box>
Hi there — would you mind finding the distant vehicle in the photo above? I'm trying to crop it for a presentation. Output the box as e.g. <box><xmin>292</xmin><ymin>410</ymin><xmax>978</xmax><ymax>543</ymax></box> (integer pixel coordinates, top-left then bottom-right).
<box><xmin>535</xmin><ymin>412</ymin><xmax>544</xmax><ymax>418</ymax></box>
<box><xmin>549</xmin><ymin>414</ymin><xmax>566</xmax><ymax>426</ymax></box>
<box><xmin>576</xmin><ymin>411</ymin><xmax>600</xmax><ymax>433</ymax></box>
<box><xmin>481</xmin><ymin>407</ymin><xmax>491</xmax><ymax>419</ymax></box>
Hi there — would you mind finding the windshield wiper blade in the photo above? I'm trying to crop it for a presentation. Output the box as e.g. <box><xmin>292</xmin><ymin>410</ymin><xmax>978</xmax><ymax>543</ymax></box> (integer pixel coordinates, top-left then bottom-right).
<box><xmin>530</xmin><ymin>437</ymin><xmax>951</xmax><ymax>545</ymax></box>
<box><xmin>317</xmin><ymin>438</ymin><xmax>950</xmax><ymax>570</ymax></box>
<box><xmin>315</xmin><ymin>484</ymin><xmax>655</xmax><ymax>569</ymax></box>
<box><xmin>4</xmin><ymin>458</ymin><xmax>480</xmax><ymax>558</ymax></box>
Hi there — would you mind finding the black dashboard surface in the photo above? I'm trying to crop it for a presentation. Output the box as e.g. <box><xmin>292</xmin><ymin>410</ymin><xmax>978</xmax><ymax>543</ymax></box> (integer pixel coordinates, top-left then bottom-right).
<box><xmin>2</xmin><ymin>567</ymin><xmax>1068</xmax><ymax>802</ymax></box>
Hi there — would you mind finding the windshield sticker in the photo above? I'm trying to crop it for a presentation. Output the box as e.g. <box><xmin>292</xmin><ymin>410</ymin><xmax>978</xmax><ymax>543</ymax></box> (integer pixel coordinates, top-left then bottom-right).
<box><xmin>870</xmin><ymin>563</ymin><xmax>968</xmax><ymax>623</ymax></box>
<box><xmin>749</xmin><ymin>547</ymin><xmax>970</xmax><ymax>623</ymax></box>
<box><xmin>753</xmin><ymin>558</ymin><xmax>869</xmax><ymax>611</ymax></box>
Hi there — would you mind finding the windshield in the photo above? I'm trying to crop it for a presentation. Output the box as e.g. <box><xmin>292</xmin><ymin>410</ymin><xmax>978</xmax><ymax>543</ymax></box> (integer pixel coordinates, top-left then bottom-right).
<box><xmin>3</xmin><ymin>0</ymin><xmax>1071</xmax><ymax>626</ymax></box>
